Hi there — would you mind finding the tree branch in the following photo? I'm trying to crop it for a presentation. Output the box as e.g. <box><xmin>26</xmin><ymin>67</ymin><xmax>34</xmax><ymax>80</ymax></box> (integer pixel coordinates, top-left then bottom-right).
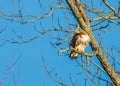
<box><xmin>102</xmin><ymin>0</ymin><xmax>117</xmax><ymax>15</ymax></box>
<box><xmin>66</xmin><ymin>0</ymin><xmax>120</xmax><ymax>85</ymax></box>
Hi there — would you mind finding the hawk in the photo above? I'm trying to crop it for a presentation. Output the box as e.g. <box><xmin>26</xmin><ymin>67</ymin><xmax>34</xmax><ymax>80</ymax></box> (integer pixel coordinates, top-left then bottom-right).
<box><xmin>69</xmin><ymin>30</ymin><xmax>91</xmax><ymax>59</ymax></box>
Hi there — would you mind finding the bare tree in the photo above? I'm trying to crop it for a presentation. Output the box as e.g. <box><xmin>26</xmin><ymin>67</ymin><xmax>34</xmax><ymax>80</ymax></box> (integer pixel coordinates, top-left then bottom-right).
<box><xmin>67</xmin><ymin>0</ymin><xmax>120</xmax><ymax>86</ymax></box>
<box><xmin>0</xmin><ymin>0</ymin><xmax>120</xmax><ymax>86</ymax></box>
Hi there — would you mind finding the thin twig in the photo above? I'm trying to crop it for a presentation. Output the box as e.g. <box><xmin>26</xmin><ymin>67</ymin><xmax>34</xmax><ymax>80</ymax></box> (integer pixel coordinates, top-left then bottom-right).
<box><xmin>41</xmin><ymin>55</ymin><xmax>67</xmax><ymax>86</ymax></box>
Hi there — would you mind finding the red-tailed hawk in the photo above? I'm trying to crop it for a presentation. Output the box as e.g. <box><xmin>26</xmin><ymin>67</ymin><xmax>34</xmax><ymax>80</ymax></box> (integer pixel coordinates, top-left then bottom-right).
<box><xmin>69</xmin><ymin>30</ymin><xmax>91</xmax><ymax>59</ymax></box>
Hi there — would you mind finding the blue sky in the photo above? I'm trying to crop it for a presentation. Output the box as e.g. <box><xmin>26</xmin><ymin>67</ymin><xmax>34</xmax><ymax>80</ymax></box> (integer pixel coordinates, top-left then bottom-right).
<box><xmin>0</xmin><ymin>0</ymin><xmax>120</xmax><ymax>86</ymax></box>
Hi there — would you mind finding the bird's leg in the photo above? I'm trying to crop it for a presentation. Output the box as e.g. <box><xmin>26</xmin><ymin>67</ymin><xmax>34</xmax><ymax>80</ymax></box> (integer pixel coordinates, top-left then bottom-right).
<box><xmin>81</xmin><ymin>48</ymin><xmax>99</xmax><ymax>57</ymax></box>
<box><xmin>70</xmin><ymin>46</ymin><xmax>83</xmax><ymax>54</ymax></box>
<box><xmin>69</xmin><ymin>46</ymin><xmax>78</xmax><ymax>53</ymax></box>
<box><xmin>90</xmin><ymin>48</ymin><xmax>99</xmax><ymax>56</ymax></box>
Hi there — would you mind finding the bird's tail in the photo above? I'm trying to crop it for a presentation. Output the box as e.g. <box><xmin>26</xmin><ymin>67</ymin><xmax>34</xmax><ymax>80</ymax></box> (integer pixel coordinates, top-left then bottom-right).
<box><xmin>69</xmin><ymin>51</ymin><xmax>78</xmax><ymax>59</ymax></box>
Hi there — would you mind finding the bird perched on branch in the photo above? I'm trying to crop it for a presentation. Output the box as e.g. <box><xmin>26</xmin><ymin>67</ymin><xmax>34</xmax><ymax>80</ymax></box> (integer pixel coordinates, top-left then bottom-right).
<box><xmin>69</xmin><ymin>29</ymin><xmax>91</xmax><ymax>59</ymax></box>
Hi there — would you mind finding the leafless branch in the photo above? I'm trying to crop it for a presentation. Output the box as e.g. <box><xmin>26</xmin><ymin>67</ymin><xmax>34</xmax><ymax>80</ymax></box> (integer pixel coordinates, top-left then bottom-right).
<box><xmin>41</xmin><ymin>55</ymin><xmax>67</xmax><ymax>86</ymax></box>
<box><xmin>102</xmin><ymin>0</ymin><xmax>117</xmax><ymax>15</ymax></box>
<box><xmin>0</xmin><ymin>28</ymin><xmax>72</xmax><ymax>44</ymax></box>
<box><xmin>0</xmin><ymin>55</ymin><xmax>21</xmax><ymax>85</ymax></box>
<box><xmin>0</xmin><ymin>6</ymin><xmax>69</xmax><ymax>24</ymax></box>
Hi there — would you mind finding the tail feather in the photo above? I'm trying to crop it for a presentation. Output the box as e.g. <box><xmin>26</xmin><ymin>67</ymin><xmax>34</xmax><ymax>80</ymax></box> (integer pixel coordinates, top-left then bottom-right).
<box><xmin>69</xmin><ymin>51</ymin><xmax>78</xmax><ymax>59</ymax></box>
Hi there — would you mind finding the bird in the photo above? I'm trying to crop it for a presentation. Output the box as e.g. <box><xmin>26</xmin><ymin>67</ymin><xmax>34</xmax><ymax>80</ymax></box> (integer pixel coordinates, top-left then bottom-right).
<box><xmin>69</xmin><ymin>29</ymin><xmax>91</xmax><ymax>59</ymax></box>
